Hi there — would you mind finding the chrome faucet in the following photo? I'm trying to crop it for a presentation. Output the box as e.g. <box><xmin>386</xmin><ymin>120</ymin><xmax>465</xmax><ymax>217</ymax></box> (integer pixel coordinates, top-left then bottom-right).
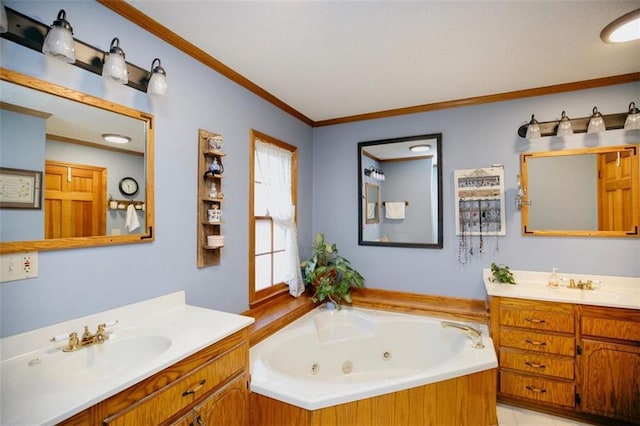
<box><xmin>441</xmin><ymin>321</ymin><xmax>484</xmax><ymax>349</ymax></box>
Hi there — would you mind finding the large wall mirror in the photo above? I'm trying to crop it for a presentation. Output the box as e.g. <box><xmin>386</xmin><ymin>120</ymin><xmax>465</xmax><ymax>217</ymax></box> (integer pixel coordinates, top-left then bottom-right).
<box><xmin>0</xmin><ymin>68</ymin><xmax>154</xmax><ymax>252</ymax></box>
<box><xmin>358</xmin><ymin>133</ymin><xmax>443</xmax><ymax>248</ymax></box>
<box><xmin>521</xmin><ymin>144</ymin><xmax>638</xmax><ymax>237</ymax></box>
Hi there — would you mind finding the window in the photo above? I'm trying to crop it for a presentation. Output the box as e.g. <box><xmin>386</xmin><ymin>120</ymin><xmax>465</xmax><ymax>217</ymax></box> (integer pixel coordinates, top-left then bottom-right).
<box><xmin>249</xmin><ymin>130</ymin><xmax>302</xmax><ymax>306</ymax></box>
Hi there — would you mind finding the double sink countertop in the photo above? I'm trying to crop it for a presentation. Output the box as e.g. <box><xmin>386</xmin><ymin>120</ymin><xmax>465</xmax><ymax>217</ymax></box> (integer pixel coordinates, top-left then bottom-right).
<box><xmin>483</xmin><ymin>268</ymin><xmax>640</xmax><ymax>310</ymax></box>
<box><xmin>0</xmin><ymin>291</ymin><xmax>254</xmax><ymax>425</ymax></box>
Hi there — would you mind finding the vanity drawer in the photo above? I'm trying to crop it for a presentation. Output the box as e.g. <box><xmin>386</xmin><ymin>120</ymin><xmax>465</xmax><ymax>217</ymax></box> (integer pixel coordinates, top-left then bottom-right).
<box><xmin>500</xmin><ymin>307</ymin><xmax>574</xmax><ymax>333</ymax></box>
<box><xmin>581</xmin><ymin>306</ymin><xmax>640</xmax><ymax>342</ymax></box>
<box><xmin>104</xmin><ymin>345</ymin><xmax>247</xmax><ymax>425</ymax></box>
<box><xmin>500</xmin><ymin>371</ymin><xmax>575</xmax><ymax>408</ymax></box>
<box><xmin>500</xmin><ymin>328</ymin><xmax>575</xmax><ymax>356</ymax></box>
<box><xmin>499</xmin><ymin>348</ymin><xmax>574</xmax><ymax>379</ymax></box>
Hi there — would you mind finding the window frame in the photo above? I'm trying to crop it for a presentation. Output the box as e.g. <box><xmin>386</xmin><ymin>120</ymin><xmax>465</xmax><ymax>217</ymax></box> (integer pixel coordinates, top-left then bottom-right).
<box><xmin>249</xmin><ymin>130</ymin><xmax>298</xmax><ymax>307</ymax></box>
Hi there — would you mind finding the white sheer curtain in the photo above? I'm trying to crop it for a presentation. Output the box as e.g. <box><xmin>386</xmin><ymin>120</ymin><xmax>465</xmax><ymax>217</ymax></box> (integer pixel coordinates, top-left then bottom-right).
<box><xmin>255</xmin><ymin>141</ymin><xmax>305</xmax><ymax>296</ymax></box>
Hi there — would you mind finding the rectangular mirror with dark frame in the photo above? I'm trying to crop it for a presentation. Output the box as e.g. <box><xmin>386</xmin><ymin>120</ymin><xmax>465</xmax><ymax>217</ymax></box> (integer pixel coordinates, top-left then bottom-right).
<box><xmin>358</xmin><ymin>133</ymin><xmax>443</xmax><ymax>248</ymax></box>
<box><xmin>0</xmin><ymin>68</ymin><xmax>155</xmax><ymax>252</ymax></box>
<box><xmin>521</xmin><ymin>144</ymin><xmax>639</xmax><ymax>237</ymax></box>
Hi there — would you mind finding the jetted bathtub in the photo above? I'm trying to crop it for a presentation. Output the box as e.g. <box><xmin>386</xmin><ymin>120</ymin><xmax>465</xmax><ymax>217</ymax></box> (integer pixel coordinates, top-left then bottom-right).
<box><xmin>250</xmin><ymin>306</ymin><xmax>498</xmax><ymax>411</ymax></box>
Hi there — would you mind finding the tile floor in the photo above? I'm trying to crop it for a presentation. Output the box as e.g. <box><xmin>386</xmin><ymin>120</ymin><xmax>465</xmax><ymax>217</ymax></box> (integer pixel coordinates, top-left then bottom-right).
<box><xmin>497</xmin><ymin>403</ymin><xmax>594</xmax><ymax>426</ymax></box>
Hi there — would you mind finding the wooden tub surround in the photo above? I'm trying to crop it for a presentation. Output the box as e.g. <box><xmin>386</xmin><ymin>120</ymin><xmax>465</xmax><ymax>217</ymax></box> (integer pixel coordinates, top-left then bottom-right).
<box><xmin>243</xmin><ymin>288</ymin><xmax>497</xmax><ymax>426</ymax></box>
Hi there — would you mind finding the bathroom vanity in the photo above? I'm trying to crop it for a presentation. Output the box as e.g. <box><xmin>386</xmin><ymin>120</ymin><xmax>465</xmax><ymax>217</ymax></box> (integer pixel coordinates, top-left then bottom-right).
<box><xmin>485</xmin><ymin>269</ymin><xmax>639</xmax><ymax>424</ymax></box>
<box><xmin>0</xmin><ymin>292</ymin><xmax>254</xmax><ymax>425</ymax></box>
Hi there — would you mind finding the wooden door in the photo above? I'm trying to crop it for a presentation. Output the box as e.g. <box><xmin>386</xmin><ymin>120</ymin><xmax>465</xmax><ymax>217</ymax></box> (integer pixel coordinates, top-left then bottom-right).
<box><xmin>598</xmin><ymin>150</ymin><xmax>634</xmax><ymax>231</ymax></box>
<box><xmin>45</xmin><ymin>160</ymin><xmax>106</xmax><ymax>238</ymax></box>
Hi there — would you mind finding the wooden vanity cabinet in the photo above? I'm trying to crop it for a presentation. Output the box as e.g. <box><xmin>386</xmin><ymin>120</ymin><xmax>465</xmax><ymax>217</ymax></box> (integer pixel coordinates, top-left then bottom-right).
<box><xmin>579</xmin><ymin>305</ymin><xmax>640</xmax><ymax>424</ymax></box>
<box><xmin>58</xmin><ymin>328</ymin><xmax>250</xmax><ymax>426</ymax></box>
<box><xmin>490</xmin><ymin>297</ymin><xmax>640</xmax><ymax>424</ymax></box>
<box><xmin>492</xmin><ymin>298</ymin><xmax>577</xmax><ymax>408</ymax></box>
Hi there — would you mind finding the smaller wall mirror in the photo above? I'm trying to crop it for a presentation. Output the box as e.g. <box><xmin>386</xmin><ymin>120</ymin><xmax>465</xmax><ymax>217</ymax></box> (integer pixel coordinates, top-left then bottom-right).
<box><xmin>365</xmin><ymin>183</ymin><xmax>380</xmax><ymax>224</ymax></box>
<box><xmin>358</xmin><ymin>133</ymin><xmax>443</xmax><ymax>248</ymax></box>
<box><xmin>520</xmin><ymin>144</ymin><xmax>639</xmax><ymax>237</ymax></box>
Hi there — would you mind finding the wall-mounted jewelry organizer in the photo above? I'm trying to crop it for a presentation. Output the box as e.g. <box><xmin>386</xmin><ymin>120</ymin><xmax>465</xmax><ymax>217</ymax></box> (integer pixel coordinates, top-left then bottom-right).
<box><xmin>454</xmin><ymin>166</ymin><xmax>506</xmax><ymax>263</ymax></box>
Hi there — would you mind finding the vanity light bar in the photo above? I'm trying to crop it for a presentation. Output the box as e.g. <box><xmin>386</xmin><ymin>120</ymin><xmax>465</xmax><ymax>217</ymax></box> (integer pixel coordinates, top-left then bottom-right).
<box><xmin>517</xmin><ymin>112</ymin><xmax>627</xmax><ymax>138</ymax></box>
<box><xmin>1</xmin><ymin>7</ymin><xmax>151</xmax><ymax>93</ymax></box>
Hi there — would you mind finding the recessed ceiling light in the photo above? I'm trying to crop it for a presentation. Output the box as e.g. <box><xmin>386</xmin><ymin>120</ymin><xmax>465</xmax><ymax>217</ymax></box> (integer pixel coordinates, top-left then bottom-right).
<box><xmin>409</xmin><ymin>144</ymin><xmax>430</xmax><ymax>153</ymax></box>
<box><xmin>102</xmin><ymin>133</ymin><xmax>131</xmax><ymax>144</ymax></box>
<box><xmin>601</xmin><ymin>8</ymin><xmax>640</xmax><ymax>43</ymax></box>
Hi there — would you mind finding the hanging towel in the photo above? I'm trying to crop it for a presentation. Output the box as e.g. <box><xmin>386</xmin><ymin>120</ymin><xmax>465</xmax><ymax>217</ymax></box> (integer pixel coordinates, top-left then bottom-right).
<box><xmin>125</xmin><ymin>204</ymin><xmax>140</xmax><ymax>232</ymax></box>
<box><xmin>366</xmin><ymin>203</ymin><xmax>376</xmax><ymax>219</ymax></box>
<box><xmin>385</xmin><ymin>202</ymin><xmax>405</xmax><ymax>219</ymax></box>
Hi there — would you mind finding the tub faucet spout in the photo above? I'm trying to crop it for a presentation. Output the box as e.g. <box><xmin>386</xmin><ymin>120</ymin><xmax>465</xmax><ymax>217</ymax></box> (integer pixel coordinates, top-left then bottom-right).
<box><xmin>441</xmin><ymin>321</ymin><xmax>484</xmax><ymax>349</ymax></box>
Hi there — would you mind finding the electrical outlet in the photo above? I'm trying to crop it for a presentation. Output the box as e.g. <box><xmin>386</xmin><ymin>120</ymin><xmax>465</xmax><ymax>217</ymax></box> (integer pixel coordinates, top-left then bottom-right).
<box><xmin>0</xmin><ymin>252</ymin><xmax>39</xmax><ymax>283</ymax></box>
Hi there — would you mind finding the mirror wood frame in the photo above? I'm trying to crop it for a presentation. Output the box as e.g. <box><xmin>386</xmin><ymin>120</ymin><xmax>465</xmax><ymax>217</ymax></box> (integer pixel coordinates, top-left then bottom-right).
<box><xmin>520</xmin><ymin>144</ymin><xmax>639</xmax><ymax>238</ymax></box>
<box><xmin>0</xmin><ymin>68</ymin><xmax>155</xmax><ymax>252</ymax></box>
<box><xmin>358</xmin><ymin>133</ymin><xmax>443</xmax><ymax>249</ymax></box>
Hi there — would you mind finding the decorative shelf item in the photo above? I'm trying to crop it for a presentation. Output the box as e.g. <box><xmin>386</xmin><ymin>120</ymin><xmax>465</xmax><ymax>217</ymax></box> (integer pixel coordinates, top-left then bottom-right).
<box><xmin>197</xmin><ymin>129</ymin><xmax>225</xmax><ymax>267</ymax></box>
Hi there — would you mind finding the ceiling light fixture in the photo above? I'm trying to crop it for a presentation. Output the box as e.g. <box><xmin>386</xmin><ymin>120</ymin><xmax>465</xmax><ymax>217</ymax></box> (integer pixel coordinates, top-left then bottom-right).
<box><xmin>525</xmin><ymin>114</ymin><xmax>541</xmax><ymax>139</ymax></box>
<box><xmin>147</xmin><ymin>58</ymin><xmax>168</xmax><ymax>96</ymax></box>
<box><xmin>41</xmin><ymin>9</ymin><xmax>75</xmax><ymax>63</ymax></box>
<box><xmin>102</xmin><ymin>133</ymin><xmax>131</xmax><ymax>144</ymax></box>
<box><xmin>409</xmin><ymin>144</ymin><xmax>430</xmax><ymax>152</ymax></box>
<box><xmin>102</xmin><ymin>38</ymin><xmax>128</xmax><ymax>84</ymax></box>
<box><xmin>587</xmin><ymin>106</ymin><xmax>606</xmax><ymax>133</ymax></box>
<box><xmin>601</xmin><ymin>8</ymin><xmax>640</xmax><ymax>43</ymax></box>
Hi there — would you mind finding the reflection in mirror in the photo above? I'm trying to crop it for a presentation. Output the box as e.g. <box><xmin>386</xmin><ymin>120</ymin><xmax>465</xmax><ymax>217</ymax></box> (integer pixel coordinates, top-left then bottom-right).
<box><xmin>358</xmin><ymin>133</ymin><xmax>443</xmax><ymax>248</ymax></box>
<box><xmin>521</xmin><ymin>144</ymin><xmax>638</xmax><ymax>237</ymax></box>
<box><xmin>0</xmin><ymin>68</ymin><xmax>154</xmax><ymax>252</ymax></box>
<box><xmin>365</xmin><ymin>183</ymin><xmax>380</xmax><ymax>224</ymax></box>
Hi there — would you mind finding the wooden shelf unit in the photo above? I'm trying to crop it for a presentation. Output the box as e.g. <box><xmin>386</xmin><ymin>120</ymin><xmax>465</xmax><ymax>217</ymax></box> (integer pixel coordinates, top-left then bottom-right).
<box><xmin>197</xmin><ymin>129</ymin><xmax>225</xmax><ymax>268</ymax></box>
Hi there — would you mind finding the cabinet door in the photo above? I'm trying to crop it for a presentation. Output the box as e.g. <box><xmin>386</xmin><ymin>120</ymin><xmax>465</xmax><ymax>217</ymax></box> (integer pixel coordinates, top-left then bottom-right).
<box><xmin>193</xmin><ymin>375</ymin><xmax>248</xmax><ymax>426</ymax></box>
<box><xmin>581</xmin><ymin>339</ymin><xmax>640</xmax><ymax>423</ymax></box>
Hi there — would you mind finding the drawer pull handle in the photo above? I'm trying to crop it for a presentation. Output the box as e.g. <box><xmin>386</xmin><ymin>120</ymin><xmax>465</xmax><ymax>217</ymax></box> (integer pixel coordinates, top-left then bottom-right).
<box><xmin>525</xmin><ymin>318</ymin><xmax>546</xmax><ymax>324</ymax></box>
<box><xmin>526</xmin><ymin>385</ymin><xmax>547</xmax><ymax>393</ymax></box>
<box><xmin>525</xmin><ymin>339</ymin><xmax>547</xmax><ymax>346</ymax></box>
<box><xmin>525</xmin><ymin>361</ymin><xmax>546</xmax><ymax>369</ymax></box>
<box><xmin>182</xmin><ymin>379</ymin><xmax>206</xmax><ymax>397</ymax></box>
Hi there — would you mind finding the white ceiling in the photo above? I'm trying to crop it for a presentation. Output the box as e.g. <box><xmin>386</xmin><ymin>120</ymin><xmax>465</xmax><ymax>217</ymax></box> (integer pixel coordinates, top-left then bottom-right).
<box><xmin>128</xmin><ymin>1</ymin><xmax>639</xmax><ymax>123</ymax></box>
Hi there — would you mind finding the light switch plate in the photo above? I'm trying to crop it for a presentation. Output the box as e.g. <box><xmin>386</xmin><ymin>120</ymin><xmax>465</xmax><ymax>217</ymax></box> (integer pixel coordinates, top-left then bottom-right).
<box><xmin>0</xmin><ymin>252</ymin><xmax>39</xmax><ymax>283</ymax></box>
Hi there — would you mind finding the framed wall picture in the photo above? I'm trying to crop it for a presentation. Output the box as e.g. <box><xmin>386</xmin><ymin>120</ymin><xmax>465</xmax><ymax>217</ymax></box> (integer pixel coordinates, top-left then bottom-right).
<box><xmin>0</xmin><ymin>167</ymin><xmax>42</xmax><ymax>209</ymax></box>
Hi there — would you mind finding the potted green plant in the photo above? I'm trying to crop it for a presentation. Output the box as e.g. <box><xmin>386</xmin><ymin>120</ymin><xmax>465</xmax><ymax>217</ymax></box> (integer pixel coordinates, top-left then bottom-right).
<box><xmin>490</xmin><ymin>262</ymin><xmax>516</xmax><ymax>284</ymax></box>
<box><xmin>301</xmin><ymin>232</ymin><xmax>365</xmax><ymax>309</ymax></box>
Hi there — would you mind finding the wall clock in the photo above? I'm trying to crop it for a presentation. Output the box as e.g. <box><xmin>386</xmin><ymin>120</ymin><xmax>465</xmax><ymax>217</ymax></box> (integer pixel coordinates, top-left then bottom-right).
<box><xmin>119</xmin><ymin>177</ymin><xmax>139</xmax><ymax>196</ymax></box>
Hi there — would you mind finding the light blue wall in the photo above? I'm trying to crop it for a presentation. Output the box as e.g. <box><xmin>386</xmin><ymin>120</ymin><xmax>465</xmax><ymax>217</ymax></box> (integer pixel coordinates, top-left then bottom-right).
<box><xmin>312</xmin><ymin>83</ymin><xmax>640</xmax><ymax>300</ymax></box>
<box><xmin>0</xmin><ymin>1</ymin><xmax>313</xmax><ymax>337</ymax></box>
<box><xmin>1</xmin><ymin>1</ymin><xmax>638</xmax><ymax>338</ymax></box>
<box><xmin>0</xmin><ymin>109</ymin><xmax>46</xmax><ymax>241</ymax></box>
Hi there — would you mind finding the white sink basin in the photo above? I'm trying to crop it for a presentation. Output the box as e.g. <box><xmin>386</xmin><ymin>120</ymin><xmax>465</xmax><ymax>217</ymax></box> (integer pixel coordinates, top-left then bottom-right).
<box><xmin>5</xmin><ymin>335</ymin><xmax>172</xmax><ymax>389</ymax></box>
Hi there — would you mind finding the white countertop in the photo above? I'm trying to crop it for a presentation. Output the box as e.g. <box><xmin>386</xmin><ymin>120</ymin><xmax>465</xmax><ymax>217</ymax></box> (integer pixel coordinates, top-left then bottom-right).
<box><xmin>0</xmin><ymin>292</ymin><xmax>254</xmax><ymax>425</ymax></box>
<box><xmin>483</xmin><ymin>268</ymin><xmax>640</xmax><ymax>310</ymax></box>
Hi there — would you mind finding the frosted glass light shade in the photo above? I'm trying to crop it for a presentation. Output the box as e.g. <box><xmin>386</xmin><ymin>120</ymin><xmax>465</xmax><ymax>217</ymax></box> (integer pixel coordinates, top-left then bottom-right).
<box><xmin>102</xmin><ymin>38</ymin><xmax>128</xmax><ymax>84</ymax></box>
<box><xmin>556</xmin><ymin>111</ymin><xmax>573</xmax><ymax>137</ymax></box>
<box><xmin>42</xmin><ymin>10</ymin><xmax>75</xmax><ymax>63</ymax></box>
<box><xmin>625</xmin><ymin>102</ymin><xmax>640</xmax><ymax>130</ymax></box>
<box><xmin>147</xmin><ymin>58</ymin><xmax>168</xmax><ymax>96</ymax></box>
<box><xmin>587</xmin><ymin>107</ymin><xmax>606</xmax><ymax>133</ymax></box>
<box><xmin>0</xmin><ymin>1</ymin><xmax>8</xmax><ymax>34</ymax></box>
<box><xmin>525</xmin><ymin>114</ymin><xmax>541</xmax><ymax>139</ymax></box>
